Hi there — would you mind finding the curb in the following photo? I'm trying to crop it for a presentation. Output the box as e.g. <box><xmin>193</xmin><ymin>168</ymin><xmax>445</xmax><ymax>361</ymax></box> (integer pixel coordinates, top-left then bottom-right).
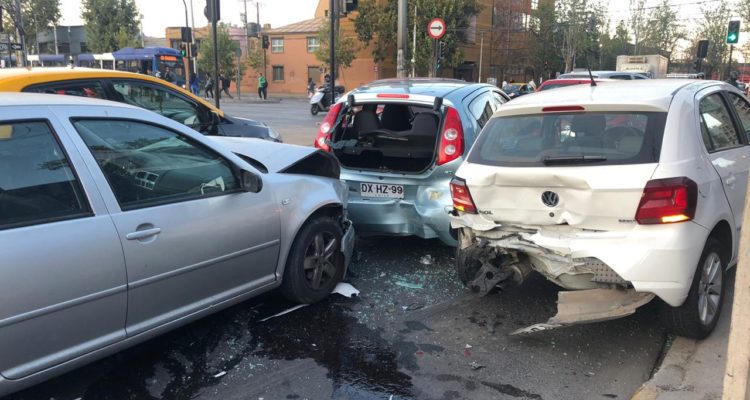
<box><xmin>631</xmin><ymin>337</ymin><xmax>698</xmax><ymax>400</ymax></box>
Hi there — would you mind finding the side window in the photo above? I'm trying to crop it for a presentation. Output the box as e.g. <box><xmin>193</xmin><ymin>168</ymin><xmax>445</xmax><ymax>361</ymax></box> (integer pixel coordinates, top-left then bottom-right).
<box><xmin>728</xmin><ymin>92</ymin><xmax>750</xmax><ymax>142</ymax></box>
<box><xmin>468</xmin><ymin>92</ymin><xmax>493</xmax><ymax>129</ymax></box>
<box><xmin>0</xmin><ymin>121</ymin><xmax>90</xmax><ymax>229</ymax></box>
<box><xmin>24</xmin><ymin>81</ymin><xmax>106</xmax><ymax>99</ymax></box>
<box><xmin>110</xmin><ymin>80</ymin><xmax>205</xmax><ymax>129</ymax></box>
<box><xmin>610</xmin><ymin>75</ymin><xmax>631</xmax><ymax>80</ymax></box>
<box><xmin>73</xmin><ymin>119</ymin><xmax>239</xmax><ymax>210</ymax></box>
<box><xmin>699</xmin><ymin>93</ymin><xmax>741</xmax><ymax>152</ymax></box>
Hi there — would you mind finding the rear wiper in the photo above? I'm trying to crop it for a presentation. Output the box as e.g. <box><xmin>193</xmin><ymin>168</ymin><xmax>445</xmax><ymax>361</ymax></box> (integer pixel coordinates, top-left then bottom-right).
<box><xmin>542</xmin><ymin>155</ymin><xmax>607</xmax><ymax>165</ymax></box>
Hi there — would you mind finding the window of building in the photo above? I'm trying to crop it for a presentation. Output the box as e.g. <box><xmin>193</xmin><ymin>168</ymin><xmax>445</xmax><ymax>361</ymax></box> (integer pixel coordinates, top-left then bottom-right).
<box><xmin>272</xmin><ymin>66</ymin><xmax>284</xmax><ymax>81</ymax></box>
<box><xmin>271</xmin><ymin>38</ymin><xmax>284</xmax><ymax>53</ymax></box>
<box><xmin>169</xmin><ymin>39</ymin><xmax>181</xmax><ymax>50</ymax></box>
<box><xmin>531</xmin><ymin>0</ymin><xmax>539</xmax><ymax>10</ymax></box>
<box><xmin>307</xmin><ymin>37</ymin><xmax>320</xmax><ymax>53</ymax></box>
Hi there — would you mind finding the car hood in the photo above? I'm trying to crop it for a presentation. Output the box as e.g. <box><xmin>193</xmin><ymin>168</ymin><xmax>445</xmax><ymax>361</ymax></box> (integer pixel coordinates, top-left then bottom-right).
<box><xmin>208</xmin><ymin>137</ymin><xmax>316</xmax><ymax>172</ymax></box>
<box><xmin>225</xmin><ymin>115</ymin><xmax>265</xmax><ymax>127</ymax></box>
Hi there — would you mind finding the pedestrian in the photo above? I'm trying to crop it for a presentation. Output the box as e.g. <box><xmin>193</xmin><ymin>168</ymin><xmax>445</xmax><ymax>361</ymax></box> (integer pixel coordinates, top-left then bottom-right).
<box><xmin>220</xmin><ymin>72</ymin><xmax>233</xmax><ymax>99</ymax></box>
<box><xmin>204</xmin><ymin>76</ymin><xmax>214</xmax><ymax>98</ymax></box>
<box><xmin>163</xmin><ymin>67</ymin><xmax>175</xmax><ymax>84</ymax></box>
<box><xmin>307</xmin><ymin>77</ymin><xmax>316</xmax><ymax>98</ymax></box>
<box><xmin>190</xmin><ymin>74</ymin><xmax>200</xmax><ymax>95</ymax></box>
<box><xmin>258</xmin><ymin>73</ymin><xmax>267</xmax><ymax>100</ymax></box>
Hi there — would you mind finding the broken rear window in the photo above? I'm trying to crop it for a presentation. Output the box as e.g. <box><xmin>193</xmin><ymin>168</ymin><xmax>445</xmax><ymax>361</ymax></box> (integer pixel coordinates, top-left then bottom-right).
<box><xmin>469</xmin><ymin>112</ymin><xmax>667</xmax><ymax>167</ymax></box>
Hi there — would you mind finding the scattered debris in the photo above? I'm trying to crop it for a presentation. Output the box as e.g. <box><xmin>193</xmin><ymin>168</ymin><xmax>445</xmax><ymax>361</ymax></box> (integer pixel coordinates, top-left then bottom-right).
<box><xmin>415</xmin><ymin>351</ymin><xmax>425</xmax><ymax>356</ymax></box>
<box><xmin>585</xmin><ymin>371</ymin><xmax>596</xmax><ymax>377</ymax></box>
<box><xmin>403</xmin><ymin>303</ymin><xmax>425</xmax><ymax>311</ymax></box>
<box><xmin>332</xmin><ymin>282</ymin><xmax>360</xmax><ymax>298</ymax></box>
<box><xmin>469</xmin><ymin>361</ymin><xmax>486</xmax><ymax>370</ymax></box>
<box><xmin>419</xmin><ymin>255</ymin><xmax>434</xmax><ymax>265</ymax></box>
<box><xmin>395</xmin><ymin>280</ymin><xmax>424</xmax><ymax>289</ymax></box>
<box><xmin>213</xmin><ymin>371</ymin><xmax>227</xmax><ymax>378</ymax></box>
<box><xmin>259</xmin><ymin>304</ymin><xmax>309</xmax><ymax>322</ymax></box>
<box><xmin>465</xmin><ymin>344</ymin><xmax>473</xmax><ymax>349</ymax></box>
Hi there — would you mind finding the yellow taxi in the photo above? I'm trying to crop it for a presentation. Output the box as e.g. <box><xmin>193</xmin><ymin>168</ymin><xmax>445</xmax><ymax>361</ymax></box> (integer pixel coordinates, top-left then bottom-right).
<box><xmin>0</xmin><ymin>67</ymin><xmax>280</xmax><ymax>141</ymax></box>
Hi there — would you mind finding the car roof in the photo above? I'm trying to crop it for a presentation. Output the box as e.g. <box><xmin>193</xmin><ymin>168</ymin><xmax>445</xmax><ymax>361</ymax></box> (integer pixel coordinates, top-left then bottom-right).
<box><xmin>351</xmin><ymin>78</ymin><xmax>493</xmax><ymax>98</ymax></box>
<box><xmin>559</xmin><ymin>71</ymin><xmax>647</xmax><ymax>78</ymax></box>
<box><xmin>494</xmin><ymin>79</ymin><xmax>719</xmax><ymax>116</ymax></box>
<box><xmin>0</xmin><ymin>91</ymin><xmax>142</xmax><ymax>108</ymax></box>
<box><xmin>0</xmin><ymin>67</ymin><xmax>223</xmax><ymax>115</ymax></box>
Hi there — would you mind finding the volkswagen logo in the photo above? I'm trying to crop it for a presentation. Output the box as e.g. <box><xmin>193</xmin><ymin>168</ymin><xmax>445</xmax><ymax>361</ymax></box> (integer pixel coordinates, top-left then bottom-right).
<box><xmin>541</xmin><ymin>191</ymin><xmax>559</xmax><ymax>207</ymax></box>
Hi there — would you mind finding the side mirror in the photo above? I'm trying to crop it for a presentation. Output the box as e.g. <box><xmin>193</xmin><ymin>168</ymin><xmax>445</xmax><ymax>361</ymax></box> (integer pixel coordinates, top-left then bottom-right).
<box><xmin>205</xmin><ymin>110</ymin><xmax>220</xmax><ymax>134</ymax></box>
<box><xmin>240</xmin><ymin>170</ymin><xmax>263</xmax><ymax>193</ymax></box>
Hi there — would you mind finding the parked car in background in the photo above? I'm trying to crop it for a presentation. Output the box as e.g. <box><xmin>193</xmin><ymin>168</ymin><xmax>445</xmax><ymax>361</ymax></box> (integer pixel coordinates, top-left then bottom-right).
<box><xmin>450</xmin><ymin>80</ymin><xmax>750</xmax><ymax>339</ymax></box>
<box><xmin>558</xmin><ymin>70</ymin><xmax>648</xmax><ymax>80</ymax></box>
<box><xmin>313</xmin><ymin>78</ymin><xmax>509</xmax><ymax>245</ymax></box>
<box><xmin>502</xmin><ymin>82</ymin><xmax>534</xmax><ymax>99</ymax></box>
<box><xmin>0</xmin><ymin>94</ymin><xmax>353</xmax><ymax>397</ymax></box>
<box><xmin>536</xmin><ymin>78</ymin><xmax>612</xmax><ymax>92</ymax></box>
<box><xmin>0</xmin><ymin>67</ymin><xmax>282</xmax><ymax>141</ymax></box>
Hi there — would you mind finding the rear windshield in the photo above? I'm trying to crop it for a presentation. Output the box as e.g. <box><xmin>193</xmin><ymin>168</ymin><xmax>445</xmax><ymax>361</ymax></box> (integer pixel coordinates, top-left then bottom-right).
<box><xmin>468</xmin><ymin>112</ymin><xmax>667</xmax><ymax>167</ymax></box>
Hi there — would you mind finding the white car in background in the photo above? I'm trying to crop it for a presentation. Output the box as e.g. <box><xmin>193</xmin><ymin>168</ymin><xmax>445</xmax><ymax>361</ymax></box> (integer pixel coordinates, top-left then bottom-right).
<box><xmin>450</xmin><ymin>80</ymin><xmax>750</xmax><ymax>339</ymax></box>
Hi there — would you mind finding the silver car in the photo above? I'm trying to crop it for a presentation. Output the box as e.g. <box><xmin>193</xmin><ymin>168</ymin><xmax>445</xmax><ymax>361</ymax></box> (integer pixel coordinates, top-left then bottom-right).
<box><xmin>0</xmin><ymin>93</ymin><xmax>354</xmax><ymax>396</ymax></box>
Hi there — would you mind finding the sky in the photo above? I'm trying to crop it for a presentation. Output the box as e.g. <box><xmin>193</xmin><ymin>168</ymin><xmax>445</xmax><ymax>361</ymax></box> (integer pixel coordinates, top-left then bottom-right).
<box><xmin>58</xmin><ymin>0</ymin><xmax>319</xmax><ymax>37</ymax></box>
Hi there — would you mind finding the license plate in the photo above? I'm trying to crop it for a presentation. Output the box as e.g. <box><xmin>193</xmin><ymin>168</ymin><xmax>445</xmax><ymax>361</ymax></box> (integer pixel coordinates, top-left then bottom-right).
<box><xmin>360</xmin><ymin>183</ymin><xmax>405</xmax><ymax>199</ymax></box>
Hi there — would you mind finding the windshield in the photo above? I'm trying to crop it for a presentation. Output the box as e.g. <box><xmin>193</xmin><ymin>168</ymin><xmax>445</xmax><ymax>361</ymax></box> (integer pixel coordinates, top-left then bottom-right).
<box><xmin>156</xmin><ymin>56</ymin><xmax>186</xmax><ymax>83</ymax></box>
<box><xmin>469</xmin><ymin>111</ymin><xmax>667</xmax><ymax>167</ymax></box>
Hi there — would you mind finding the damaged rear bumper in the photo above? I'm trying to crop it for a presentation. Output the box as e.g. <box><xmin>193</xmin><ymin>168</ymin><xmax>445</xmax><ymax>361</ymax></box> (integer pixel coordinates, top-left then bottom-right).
<box><xmin>451</xmin><ymin>213</ymin><xmax>710</xmax><ymax>307</ymax></box>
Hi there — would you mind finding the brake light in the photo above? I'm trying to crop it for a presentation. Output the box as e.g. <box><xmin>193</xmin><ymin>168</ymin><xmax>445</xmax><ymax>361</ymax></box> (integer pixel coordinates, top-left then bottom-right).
<box><xmin>314</xmin><ymin>102</ymin><xmax>343</xmax><ymax>151</ymax></box>
<box><xmin>376</xmin><ymin>93</ymin><xmax>410</xmax><ymax>99</ymax></box>
<box><xmin>438</xmin><ymin>107</ymin><xmax>464</xmax><ymax>165</ymax></box>
<box><xmin>450</xmin><ymin>178</ymin><xmax>477</xmax><ymax>214</ymax></box>
<box><xmin>635</xmin><ymin>177</ymin><xmax>698</xmax><ymax>224</ymax></box>
<box><xmin>542</xmin><ymin>105</ymin><xmax>585</xmax><ymax>113</ymax></box>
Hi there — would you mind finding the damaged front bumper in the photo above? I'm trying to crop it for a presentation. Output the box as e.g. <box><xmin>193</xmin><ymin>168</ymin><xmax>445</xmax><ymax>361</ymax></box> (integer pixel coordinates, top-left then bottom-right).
<box><xmin>451</xmin><ymin>213</ymin><xmax>710</xmax><ymax>332</ymax></box>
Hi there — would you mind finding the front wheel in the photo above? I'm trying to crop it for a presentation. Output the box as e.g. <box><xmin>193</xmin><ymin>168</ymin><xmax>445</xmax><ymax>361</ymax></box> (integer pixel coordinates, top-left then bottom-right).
<box><xmin>661</xmin><ymin>237</ymin><xmax>725</xmax><ymax>339</ymax></box>
<box><xmin>310</xmin><ymin>104</ymin><xmax>320</xmax><ymax>115</ymax></box>
<box><xmin>280</xmin><ymin>218</ymin><xmax>344</xmax><ymax>304</ymax></box>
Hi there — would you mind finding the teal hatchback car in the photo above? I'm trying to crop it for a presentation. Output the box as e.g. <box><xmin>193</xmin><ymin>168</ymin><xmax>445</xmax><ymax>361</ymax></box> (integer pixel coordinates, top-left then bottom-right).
<box><xmin>314</xmin><ymin>78</ymin><xmax>509</xmax><ymax>245</ymax></box>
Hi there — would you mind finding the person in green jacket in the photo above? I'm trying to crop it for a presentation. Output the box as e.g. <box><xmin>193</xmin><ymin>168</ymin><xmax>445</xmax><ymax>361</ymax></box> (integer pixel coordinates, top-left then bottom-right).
<box><xmin>258</xmin><ymin>73</ymin><xmax>267</xmax><ymax>100</ymax></box>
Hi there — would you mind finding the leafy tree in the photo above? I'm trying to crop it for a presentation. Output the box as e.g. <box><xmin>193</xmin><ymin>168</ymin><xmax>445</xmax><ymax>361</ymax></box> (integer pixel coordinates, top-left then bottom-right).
<box><xmin>531</xmin><ymin>0</ymin><xmax>562</xmax><ymax>78</ymax></box>
<box><xmin>0</xmin><ymin>0</ymin><xmax>61</xmax><ymax>51</ymax></box>
<box><xmin>81</xmin><ymin>0</ymin><xmax>141</xmax><ymax>52</ymax></box>
<box><xmin>694</xmin><ymin>0</ymin><xmax>731</xmax><ymax>79</ymax></box>
<box><xmin>599</xmin><ymin>20</ymin><xmax>630</xmax><ymax>69</ymax></box>
<box><xmin>354</xmin><ymin>0</ymin><xmax>481</xmax><ymax>75</ymax></box>
<box><xmin>557</xmin><ymin>0</ymin><xmax>588</xmax><ymax>72</ymax></box>
<box><xmin>628</xmin><ymin>0</ymin><xmax>647</xmax><ymax>55</ymax></box>
<box><xmin>741</xmin><ymin>0</ymin><xmax>750</xmax><ymax>29</ymax></box>
<box><xmin>246</xmin><ymin>39</ymin><xmax>264</xmax><ymax>72</ymax></box>
<box><xmin>640</xmin><ymin>0</ymin><xmax>683</xmax><ymax>57</ymax></box>
<box><xmin>197</xmin><ymin>24</ymin><xmax>245</xmax><ymax>83</ymax></box>
<box><xmin>315</xmin><ymin>17</ymin><xmax>358</xmax><ymax>73</ymax></box>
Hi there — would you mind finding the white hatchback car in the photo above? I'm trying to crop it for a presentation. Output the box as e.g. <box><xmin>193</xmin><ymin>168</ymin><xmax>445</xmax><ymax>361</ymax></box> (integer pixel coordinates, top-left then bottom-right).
<box><xmin>449</xmin><ymin>80</ymin><xmax>750</xmax><ymax>339</ymax></box>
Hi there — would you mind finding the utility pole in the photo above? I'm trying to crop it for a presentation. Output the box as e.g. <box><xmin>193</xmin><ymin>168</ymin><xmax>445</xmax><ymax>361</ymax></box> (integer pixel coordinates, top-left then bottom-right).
<box><xmin>190</xmin><ymin>0</ymin><xmax>196</xmax><ymax>74</ymax></box>
<box><xmin>180</xmin><ymin>0</ymin><xmax>191</xmax><ymax>88</ymax></box>
<box><xmin>13</xmin><ymin>0</ymin><xmax>25</xmax><ymax>67</ymax></box>
<box><xmin>478</xmin><ymin>30</ymin><xmax>485</xmax><ymax>83</ymax></box>
<box><xmin>328</xmin><ymin>0</ymin><xmax>336</xmax><ymax>105</ymax></box>
<box><xmin>396</xmin><ymin>0</ymin><xmax>407</xmax><ymax>77</ymax></box>
<box><xmin>258</xmin><ymin>2</ymin><xmax>265</xmax><ymax>79</ymax></box>
<box><xmin>411</xmin><ymin>3</ymin><xmax>417</xmax><ymax>78</ymax></box>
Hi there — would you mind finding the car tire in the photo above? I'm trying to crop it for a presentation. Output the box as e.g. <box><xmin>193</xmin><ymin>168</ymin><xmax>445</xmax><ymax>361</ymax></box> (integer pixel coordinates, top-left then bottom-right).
<box><xmin>280</xmin><ymin>217</ymin><xmax>344</xmax><ymax>304</ymax></box>
<box><xmin>310</xmin><ymin>104</ymin><xmax>320</xmax><ymax>115</ymax></box>
<box><xmin>661</xmin><ymin>237</ymin><xmax>726</xmax><ymax>339</ymax></box>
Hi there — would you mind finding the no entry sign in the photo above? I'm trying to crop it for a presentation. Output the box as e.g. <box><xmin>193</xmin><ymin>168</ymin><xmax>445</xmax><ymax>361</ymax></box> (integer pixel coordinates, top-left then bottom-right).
<box><xmin>428</xmin><ymin>18</ymin><xmax>446</xmax><ymax>40</ymax></box>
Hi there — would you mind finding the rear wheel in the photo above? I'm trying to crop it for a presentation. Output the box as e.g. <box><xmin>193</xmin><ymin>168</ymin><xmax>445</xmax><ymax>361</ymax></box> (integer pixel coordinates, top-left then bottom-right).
<box><xmin>310</xmin><ymin>104</ymin><xmax>320</xmax><ymax>115</ymax></box>
<box><xmin>456</xmin><ymin>246</ymin><xmax>483</xmax><ymax>287</ymax></box>
<box><xmin>280</xmin><ymin>217</ymin><xmax>344</xmax><ymax>303</ymax></box>
<box><xmin>661</xmin><ymin>237</ymin><xmax>725</xmax><ymax>339</ymax></box>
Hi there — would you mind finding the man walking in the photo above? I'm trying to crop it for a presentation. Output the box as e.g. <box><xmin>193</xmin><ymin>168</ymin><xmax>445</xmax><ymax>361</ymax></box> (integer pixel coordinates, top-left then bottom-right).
<box><xmin>220</xmin><ymin>72</ymin><xmax>233</xmax><ymax>99</ymax></box>
<box><xmin>258</xmin><ymin>73</ymin><xmax>267</xmax><ymax>100</ymax></box>
<box><xmin>204</xmin><ymin>76</ymin><xmax>214</xmax><ymax>99</ymax></box>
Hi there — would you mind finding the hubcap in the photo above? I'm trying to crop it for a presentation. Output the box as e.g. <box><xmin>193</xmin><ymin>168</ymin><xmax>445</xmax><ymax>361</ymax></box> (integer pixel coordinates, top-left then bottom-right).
<box><xmin>303</xmin><ymin>232</ymin><xmax>338</xmax><ymax>290</ymax></box>
<box><xmin>697</xmin><ymin>252</ymin><xmax>722</xmax><ymax>326</ymax></box>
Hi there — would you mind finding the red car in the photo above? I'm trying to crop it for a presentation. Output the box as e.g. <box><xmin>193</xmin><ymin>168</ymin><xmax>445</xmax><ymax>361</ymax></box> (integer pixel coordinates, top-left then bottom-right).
<box><xmin>536</xmin><ymin>78</ymin><xmax>611</xmax><ymax>92</ymax></box>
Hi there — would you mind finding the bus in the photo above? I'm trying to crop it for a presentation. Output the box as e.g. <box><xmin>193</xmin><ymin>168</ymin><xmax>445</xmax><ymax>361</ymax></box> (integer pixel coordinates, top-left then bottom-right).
<box><xmin>112</xmin><ymin>47</ymin><xmax>186</xmax><ymax>86</ymax></box>
<box><xmin>28</xmin><ymin>54</ymin><xmax>68</xmax><ymax>67</ymax></box>
<box><xmin>76</xmin><ymin>53</ymin><xmax>115</xmax><ymax>69</ymax></box>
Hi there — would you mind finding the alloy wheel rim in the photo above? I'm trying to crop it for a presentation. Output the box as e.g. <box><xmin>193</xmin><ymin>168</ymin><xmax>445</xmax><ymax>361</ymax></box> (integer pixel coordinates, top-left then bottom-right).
<box><xmin>697</xmin><ymin>252</ymin><xmax>722</xmax><ymax>326</ymax></box>
<box><xmin>303</xmin><ymin>232</ymin><xmax>338</xmax><ymax>290</ymax></box>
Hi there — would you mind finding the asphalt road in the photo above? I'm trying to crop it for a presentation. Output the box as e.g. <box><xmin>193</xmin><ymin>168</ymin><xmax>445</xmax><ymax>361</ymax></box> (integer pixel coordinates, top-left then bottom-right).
<box><xmin>6</xmin><ymin>237</ymin><xmax>667</xmax><ymax>400</ymax></box>
<box><xmin>221</xmin><ymin>99</ymin><xmax>324</xmax><ymax>146</ymax></box>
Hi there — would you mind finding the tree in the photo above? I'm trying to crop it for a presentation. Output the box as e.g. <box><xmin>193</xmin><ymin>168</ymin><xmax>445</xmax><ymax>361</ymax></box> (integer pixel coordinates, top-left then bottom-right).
<box><xmin>557</xmin><ymin>0</ymin><xmax>588</xmax><ymax>72</ymax></box>
<box><xmin>640</xmin><ymin>0</ymin><xmax>683</xmax><ymax>57</ymax></box>
<box><xmin>315</xmin><ymin>17</ymin><xmax>358</xmax><ymax>73</ymax></box>
<box><xmin>81</xmin><ymin>0</ymin><xmax>141</xmax><ymax>53</ymax></box>
<box><xmin>694</xmin><ymin>0</ymin><xmax>731</xmax><ymax>79</ymax></box>
<box><xmin>599</xmin><ymin>20</ymin><xmax>630</xmax><ymax>69</ymax></box>
<box><xmin>628</xmin><ymin>0</ymin><xmax>647</xmax><ymax>55</ymax></box>
<box><xmin>354</xmin><ymin>0</ymin><xmax>481</xmax><ymax>76</ymax></box>
<box><xmin>197</xmin><ymin>24</ymin><xmax>245</xmax><ymax>82</ymax></box>
<box><xmin>1</xmin><ymin>0</ymin><xmax>61</xmax><ymax>53</ymax></box>
<box><xmin>531</xmin><ymin>0</ymin><xmax>562</xmax><ymax>79</ymax></box>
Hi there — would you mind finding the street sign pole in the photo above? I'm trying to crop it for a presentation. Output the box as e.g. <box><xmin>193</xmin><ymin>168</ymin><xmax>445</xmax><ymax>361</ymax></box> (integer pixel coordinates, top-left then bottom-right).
<box><xmin>427</xmin><ymin>18</ymin><xmax>446</xmax><ymax>78</ymax></box>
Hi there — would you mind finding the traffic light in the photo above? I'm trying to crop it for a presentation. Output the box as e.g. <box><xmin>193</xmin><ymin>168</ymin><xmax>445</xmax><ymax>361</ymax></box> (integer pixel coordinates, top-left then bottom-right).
<box><xmin>262</xmin><ymin>35</ymin><xmax>269</xmax><ymax>49</ymax></box>
<box><xmin>179</xmin><ymin>43</ymin><xmax>187</xmax><ymax>57</ymax></box>
<box><xmin>697</xmin><ymin>39</ymin><xmax>709</xmax><ymax>58</ymax></box>
<box><xmin>439</xmin><ymin>41</ymin><xmax>446</xmax><ymax>60</ymax></box>
<box><xmin>693</xmin><ymin>58</ymin><xmax>700</xmax><ymax>72</ymax></box>
<box><xmin>726</xmin><ymin>20</ymin><xmax>740</xmax><ymax>44</ymax></box>
<box><xmin>204</xmin><ymin>0</ymin><xmax>220</xmax><ymax>22</ymax></box>
<box><xmin>543</xmin><ymin>60</ymin><xmax>549</xmax><ymax>71</ymax></box>
<box><xmin>180</xmin><ymin>27</ymin><xmax>192</xmax><ymax>43</ymax></box>
<box><xmin>344</xmin><ymin>0</ymin><xmax>358</xmax><ymax>12</ymax></box>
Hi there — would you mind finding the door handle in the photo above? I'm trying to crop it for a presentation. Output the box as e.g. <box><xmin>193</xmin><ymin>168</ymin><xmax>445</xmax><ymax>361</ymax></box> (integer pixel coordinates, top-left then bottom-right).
<box><xmin>126</xmin><ymin>227</ymin><xmax>162</xmax><ymax>240</ymax></box>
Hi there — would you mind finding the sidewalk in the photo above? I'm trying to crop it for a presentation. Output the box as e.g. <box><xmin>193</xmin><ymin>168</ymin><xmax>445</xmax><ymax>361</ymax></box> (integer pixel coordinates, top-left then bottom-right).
<box><xmin>198</xmin><ymin>92</ymin><xmax>309</xmax><ymax>105</ymax></box>
<box><xmin>632</xmin><ymin>276</ymin><xmax>733</xmax><ymax>400</ymax></box>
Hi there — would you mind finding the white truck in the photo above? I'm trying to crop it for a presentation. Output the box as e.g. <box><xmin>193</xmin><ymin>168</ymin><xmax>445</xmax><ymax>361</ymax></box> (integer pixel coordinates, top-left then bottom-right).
<box><xmin>616</xmin><ymin>55</ymin><xmax>669</xmax><ymax>78</ymax></box>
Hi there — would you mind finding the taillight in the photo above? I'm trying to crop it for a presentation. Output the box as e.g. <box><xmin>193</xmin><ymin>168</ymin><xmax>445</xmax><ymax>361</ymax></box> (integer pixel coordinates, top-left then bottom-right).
<box><xmin>450</xmin><ymin>178</ymin><xmax>477</xmax><ymax>214</ymax></box>
<box><xmin>635</xmin><ymin>177</ymin><xmax>698</xmax><ymax>224</ymax></box>
<box><xmin>314</xmin><ymin>102</ymin><xmax>343</xmax><ymax>151</ymax></box>
<box><xmin>438</xmin><ymin>107</ymin><xmax>464</xmax><ymax>165</ymax></box>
